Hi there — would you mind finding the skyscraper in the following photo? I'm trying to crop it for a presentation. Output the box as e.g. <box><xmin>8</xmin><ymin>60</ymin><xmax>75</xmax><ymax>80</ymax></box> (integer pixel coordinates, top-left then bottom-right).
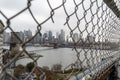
<box><xmin>56</xmin><ymin>32</ymin><xmax>59</xmax><ymax>39</ymax></box>
<box><xmin>86</xmin><ymin>34</ymin><xmax>95</xmax><ymax>43</ymax></box>
<box><xmin>59</xmin><ymin>29</ymin><xmax>65</xmax><ymax>43</ymax></box>
<box><xmin>28</xmin><ymin>29</ymin><xmax>32</xmax><ymax>40</ymax></box>
<box><xmin>24</xmin><ymin>29</ymin><xmax>32</xmax><ymax>43</ymax></box>
<box><xmin>11</xmin><ymin>32</ymin><xmax>20</xmax><ymax>44</ymax></box>
<box><xmin>72</xmin><ymin>33</ymin><xmax>78</xmax><ymax>42</ymax></box>
<box><xmin>43</xmin><ymin>32</ymin><xmax>48</xmax><ymax>43</ymax></box>
<box><xmin>19</xmin><ymin>31</ymin><xmax>24</xmax><ymax>43</ymax></box>
<box><xmin>48</xmin><ymin>30</ymin><xmax>53</xmax><ymax>42</ymax></box>
<box><xmin>34</xmin><ymin>30</ymin><xmax>42</xmax><ymax>44</ymax></box>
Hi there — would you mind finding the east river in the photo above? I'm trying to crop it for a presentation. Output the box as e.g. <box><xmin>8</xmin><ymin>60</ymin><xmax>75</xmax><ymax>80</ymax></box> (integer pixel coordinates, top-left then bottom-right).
<box><xmin>17</xmin><ymin>47</ymin><xmax>78</xmax><ymax>70</ymax></box>
<box><xmin>15</xmin><ymin>46</ymin><xmax>103</xmax><ymax>70</ymax></box>
<box><xmin>3</xmin><ymin>46</ymin><xmax>120</xmax><ymax>78</ymax></box>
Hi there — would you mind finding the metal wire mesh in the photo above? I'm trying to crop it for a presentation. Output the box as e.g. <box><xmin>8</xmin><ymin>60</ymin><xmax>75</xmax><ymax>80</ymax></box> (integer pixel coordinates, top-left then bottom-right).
<box><xmin>0</xmin><ymin>0</ymin><xmax>120</xmax><ymax>80</ymax></box>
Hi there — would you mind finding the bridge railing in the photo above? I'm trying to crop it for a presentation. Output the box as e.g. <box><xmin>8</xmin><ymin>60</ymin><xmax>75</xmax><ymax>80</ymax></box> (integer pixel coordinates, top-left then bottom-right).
<box><xmin>0</xmin><ymin>0</ymin><xmax>120</xmax><ymax>80</ymax></box>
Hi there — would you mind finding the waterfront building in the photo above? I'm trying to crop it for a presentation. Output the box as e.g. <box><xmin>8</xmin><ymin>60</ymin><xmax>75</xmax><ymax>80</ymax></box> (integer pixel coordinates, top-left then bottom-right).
<box><xmin>24</xmin><ymin>30</ymin><xmax>33</xmax><ymax>44</ymax></box>
<box><xmin>11</xmin><ymin>32</ymin><xmax>20</xmax><ymax>44</ymax></box>
<box><xmin>43</xmin><ymin>32</ymin><xmax>48</xmax><ymax>43</ymax></box>
<box><xmin>79</xmin><ymin>33</ymin><xmax>83</xmax><ymax>42</ymax></box>
<box><xmin>59</xmin><ymin>29</ymin><xmax>65</xmax><ymax>43</ymax></box>
<box><xmin>56</xmin><ymin>32</ymin><xmax>59</xmax><ymax>39</ymax></box>
<box><xmin>85</xmin><ymin>34</ymin><xmax>95</xmax><ymax>43</ymax></box>
<box><xmin>72</xmin><ymin>33</ymin><xmax>79</xmax><ymax>42</ymax></box>
<box><xmin>24</xmin><ymin>29</ymin><xmax>32</xmax><ymax>41</ymax></box>
<box><xmin>24</xmin><ymin>30</ymin><xmax>29</xmax><ymax>42</ymax></box>
<box><xmin>48</xmin><ymin>30</ymin><xmax>53</xmax><ymax>42</ymax></box>
<box><xmin>19</xmin><ymin>31</ymin><xmax>24</xmax><ymax>43</ymax></box>
<box><xmin>28</xmin><ymin>29</ymin><xmax>32</xmax><ymax>40</ymax></box>
<box><xmin>35</xmin><ymin>33</ymin><xmax>42</xmax><ymax>44</ymax></box>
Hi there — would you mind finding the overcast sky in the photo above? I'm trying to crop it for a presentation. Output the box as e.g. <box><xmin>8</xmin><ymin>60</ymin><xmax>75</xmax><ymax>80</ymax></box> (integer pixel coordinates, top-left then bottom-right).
<box><xmin>0</xmin><ymin>0</ymin><xmax>111</xmax><ymax>41</ymax></box>
<box><xmin>0</xmin><ymin>0</ymin><xmax>74</xmax><ymax>35</ymax></box>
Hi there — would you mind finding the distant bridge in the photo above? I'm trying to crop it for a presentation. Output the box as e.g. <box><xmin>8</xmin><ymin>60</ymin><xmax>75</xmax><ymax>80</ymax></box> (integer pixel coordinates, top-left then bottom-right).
<box><xmin>17</xmin><ymin>54</ymin><xmax>43</xmax><ymax>60</ymax></box>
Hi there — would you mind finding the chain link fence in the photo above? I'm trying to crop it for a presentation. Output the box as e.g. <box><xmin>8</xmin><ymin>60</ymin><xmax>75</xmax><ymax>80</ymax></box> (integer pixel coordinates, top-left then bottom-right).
<box><xmin>0</xmin><ymin>0</ymin><xmax>120</xmax><ymax>80</ymax></box>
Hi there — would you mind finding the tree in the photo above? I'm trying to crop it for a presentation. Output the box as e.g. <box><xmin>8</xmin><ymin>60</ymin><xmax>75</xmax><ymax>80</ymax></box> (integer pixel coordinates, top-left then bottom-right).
<box><xmin>51</xmin><ymin>64</ymin><xmax>62</xmax><ymax>72</ymax></box>
<box><xmin>14</xmin><ymin>64</ymin><xmax>24</xmax><ymax>78</ymax></box>
<box><xmin>26</xmin><ymin>62</ymin><xmax>35</xmax><ymax>72</ymax></box>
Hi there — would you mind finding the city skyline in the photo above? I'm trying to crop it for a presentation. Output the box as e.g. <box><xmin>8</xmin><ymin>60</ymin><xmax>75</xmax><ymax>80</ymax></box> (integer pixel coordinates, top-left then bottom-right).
<box><xmin>3</xmin><ymin>29</ymin><xmax>66</xmax><ymax>44</ymax></box>
<box><xmin>3</xmin><ymin>28</ymin><xmax>99</xmax><ymax>45</ymax></box>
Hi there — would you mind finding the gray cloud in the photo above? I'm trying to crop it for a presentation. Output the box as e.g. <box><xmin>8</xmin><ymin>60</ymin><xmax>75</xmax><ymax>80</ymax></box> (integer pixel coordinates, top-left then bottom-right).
<box><xmin>0</xmin><ymin>0</ymin><xmax>68</xmax><ymax>33</ymax></box>
<box><xmin>0</xmin><ymin>0</ymin><xmax>94</xmax><ymax>37</ymax></box>
<box><xmin>0</xmin><ymin>0</ymin><xmax>27</xmax><ymax>10</ymax></box>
